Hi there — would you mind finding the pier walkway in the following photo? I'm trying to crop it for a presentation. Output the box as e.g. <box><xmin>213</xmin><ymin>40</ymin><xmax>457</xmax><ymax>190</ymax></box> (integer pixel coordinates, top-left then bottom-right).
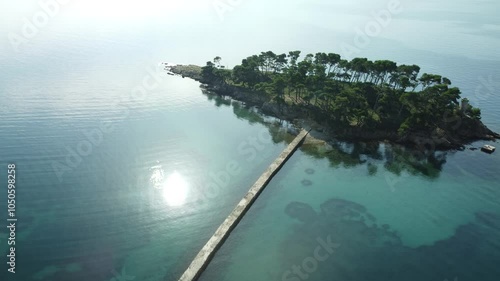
<box><xmin>178</xmin><ymin>129</ymin><xmax>309</xmax><ymax>281</ymax></box>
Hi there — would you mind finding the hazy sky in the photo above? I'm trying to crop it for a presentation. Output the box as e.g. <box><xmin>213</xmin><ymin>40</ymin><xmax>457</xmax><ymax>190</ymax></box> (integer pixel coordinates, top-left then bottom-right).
<box><xmin>1</xmin><ymin>0</ymin><xmax>500</xmax><ymax>66</ymax></box>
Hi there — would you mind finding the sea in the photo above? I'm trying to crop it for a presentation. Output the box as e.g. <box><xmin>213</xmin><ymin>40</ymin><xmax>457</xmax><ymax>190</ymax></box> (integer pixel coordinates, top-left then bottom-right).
<box><xmin>0</xmin><ymin>0</ymin><xmax>499</xmax><ymax>280</ymax></box>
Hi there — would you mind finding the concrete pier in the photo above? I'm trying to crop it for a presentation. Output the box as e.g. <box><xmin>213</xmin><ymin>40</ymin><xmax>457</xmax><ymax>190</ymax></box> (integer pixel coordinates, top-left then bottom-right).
<box><xmin>178</xmin><ymin>129</ymin><xmax>309</xmax><ymax>281</ymax></box>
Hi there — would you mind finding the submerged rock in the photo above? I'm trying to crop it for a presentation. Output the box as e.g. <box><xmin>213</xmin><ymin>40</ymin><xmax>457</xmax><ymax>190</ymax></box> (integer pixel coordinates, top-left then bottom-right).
<box><xmin>285</xmin><ymin>202</ymin><xmax>317</xmax><ymax>223</ymax></box>
<box><xmin>305</xmin><ymin>168</ymin><xmax>315</xmax><ymax>175</ymax></box>
<box><xmin>320</xmin><ymin>198</ymin><xmax>367</xmax><ymax>219</ymax></box>
<box><xmin>301</xmin><ymin>179</ymin><xmax>313</xmax><ymax>186</ymax></box>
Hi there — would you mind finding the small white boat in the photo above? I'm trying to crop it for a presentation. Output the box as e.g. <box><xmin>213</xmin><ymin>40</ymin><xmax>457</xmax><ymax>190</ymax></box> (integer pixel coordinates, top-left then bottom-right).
<box><xmin>481</xmin><ymin>144</ymin><xmax>496</xmax><ymax>153</ymax></box>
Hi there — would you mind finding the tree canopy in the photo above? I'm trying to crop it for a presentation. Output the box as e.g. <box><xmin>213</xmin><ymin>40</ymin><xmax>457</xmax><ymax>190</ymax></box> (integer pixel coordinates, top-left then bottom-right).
<box><xmin>201</xmin><ymin>51</ymin><xmax>482</xmax><ymax>136</ymax></box>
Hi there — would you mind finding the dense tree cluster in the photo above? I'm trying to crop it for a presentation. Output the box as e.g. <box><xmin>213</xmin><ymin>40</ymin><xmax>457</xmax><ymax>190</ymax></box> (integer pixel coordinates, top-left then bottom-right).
<box><xmin>201</xmin><ymin>51</ymin><xmax>482</xmax><ymax>135</ymax></box>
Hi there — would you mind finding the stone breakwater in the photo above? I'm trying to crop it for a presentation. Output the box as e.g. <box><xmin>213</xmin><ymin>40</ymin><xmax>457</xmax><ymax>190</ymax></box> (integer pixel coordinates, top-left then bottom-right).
<box><xmin>178</xmin><ymin>130</ymin><xmax>309</xmax><ymax>281</ymax></box>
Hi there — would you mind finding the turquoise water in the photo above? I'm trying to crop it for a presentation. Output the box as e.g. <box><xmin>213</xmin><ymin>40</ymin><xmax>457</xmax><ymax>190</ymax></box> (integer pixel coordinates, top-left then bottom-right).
<box><xmin>1</xmin><ymin>0</ymin><xmax>500</xmax><ymax>280</ymax></box>
<box><xmin>199</xmin><ymin>145</ymin><xmax>500</xmax><ymax>280</ymax></box>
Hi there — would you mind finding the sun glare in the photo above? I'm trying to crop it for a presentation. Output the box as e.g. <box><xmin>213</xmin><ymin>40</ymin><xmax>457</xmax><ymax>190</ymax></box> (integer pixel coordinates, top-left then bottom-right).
<box><xmin>161</xmin><ymin>171</ymin><xmax>189</xmax><ymax>207</ymax></box>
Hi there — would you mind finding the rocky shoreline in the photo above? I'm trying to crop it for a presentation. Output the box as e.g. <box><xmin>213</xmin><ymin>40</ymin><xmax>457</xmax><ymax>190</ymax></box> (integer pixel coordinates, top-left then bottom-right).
<box><xmin>168</xmin><ymin>64</ymin><xmax>499</xmax><ymax>151</ymax></box>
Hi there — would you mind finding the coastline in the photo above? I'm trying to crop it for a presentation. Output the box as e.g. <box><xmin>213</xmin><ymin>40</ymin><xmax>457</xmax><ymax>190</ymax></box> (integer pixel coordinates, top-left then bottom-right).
<box><xmin>168</xmin><ymin>64</ymin><xmax>499</xmax><ymax>151</ymax></box>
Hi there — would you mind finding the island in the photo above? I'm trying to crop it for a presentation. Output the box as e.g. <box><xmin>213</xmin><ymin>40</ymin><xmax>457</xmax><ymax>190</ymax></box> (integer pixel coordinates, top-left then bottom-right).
<box><xmin>167</xmin><ymin>51</ymin><xmax>499</xmax><ymax>150</ymax></box>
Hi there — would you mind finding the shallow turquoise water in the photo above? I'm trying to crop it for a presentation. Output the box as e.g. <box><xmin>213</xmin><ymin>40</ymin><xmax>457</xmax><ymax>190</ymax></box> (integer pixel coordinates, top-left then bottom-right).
<box><xmin>199</xmin><ymin>145</ymin><xmax>500</xmax><ymax>281</ymax></box>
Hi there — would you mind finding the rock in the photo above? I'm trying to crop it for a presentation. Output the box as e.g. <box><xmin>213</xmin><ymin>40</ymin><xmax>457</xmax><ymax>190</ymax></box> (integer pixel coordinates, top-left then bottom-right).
<box><xmin>285</xmin><ymin>202</ymin><xmax>317</xmax><ymax>222</ymax></box>
<box><xmin>303</xmin><ymin>135</ymin><xmax>326</xmax><ymax>145</ymax></box>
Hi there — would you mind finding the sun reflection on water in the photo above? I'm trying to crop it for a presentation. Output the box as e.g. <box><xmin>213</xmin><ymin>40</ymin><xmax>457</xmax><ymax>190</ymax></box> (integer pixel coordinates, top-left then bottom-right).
<box><xmin>150</xmin><ymin>166</ymin><xmax>189</xmax><ymax>207</ymax></box>
<box><xmin>161</xmin><ymin>171</ymin><xmax>189</xmax><ymax>206</ymax></box>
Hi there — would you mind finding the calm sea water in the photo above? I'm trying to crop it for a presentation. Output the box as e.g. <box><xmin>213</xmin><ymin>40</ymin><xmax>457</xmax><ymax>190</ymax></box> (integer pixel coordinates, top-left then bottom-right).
<box><xmin>1</xmin><ymin>0</ymin><xmax>500</xmax><ymax>280</ymax></box>
<box><xmin>0</xmin><ymin>54</ymin><xmax>297</xmax><ymax>280</ymax></box>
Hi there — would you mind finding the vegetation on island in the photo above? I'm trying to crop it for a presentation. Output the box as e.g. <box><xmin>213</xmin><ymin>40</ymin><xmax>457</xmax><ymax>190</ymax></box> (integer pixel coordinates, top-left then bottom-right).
<box><xmin>170</xmin><ymin>51</ymin><xmax>499</xmax><ymax>148</ymax></box>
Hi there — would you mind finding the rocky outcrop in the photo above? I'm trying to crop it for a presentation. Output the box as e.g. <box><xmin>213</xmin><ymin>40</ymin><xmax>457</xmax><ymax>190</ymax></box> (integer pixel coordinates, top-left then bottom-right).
<box><xmin>201</xmin><ymin>83</ymin><xmax>269</xmax><ymax>106</ymax></box>
<box><xmin>168</xmin><ymin>64</ymin><xmax>203</xmax><ymax>81</ymax></box>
